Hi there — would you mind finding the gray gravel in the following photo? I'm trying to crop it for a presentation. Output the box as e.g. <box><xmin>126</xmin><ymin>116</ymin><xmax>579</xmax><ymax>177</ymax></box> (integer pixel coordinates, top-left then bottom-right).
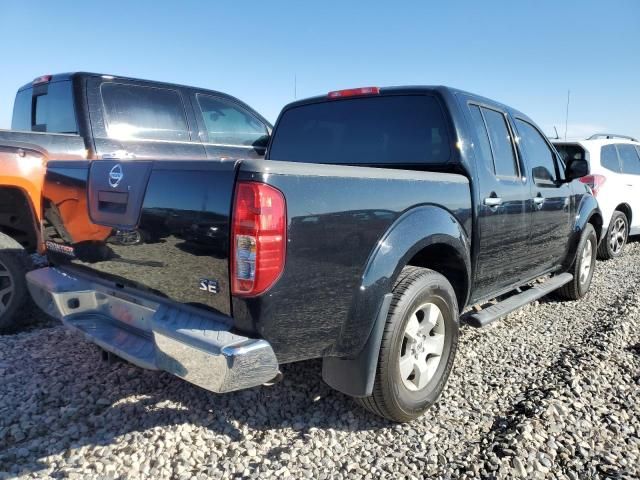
<box><xmin>1</xmin><ymin>242</ymin><xmax>639</xmax><ymax>479</ymax></box>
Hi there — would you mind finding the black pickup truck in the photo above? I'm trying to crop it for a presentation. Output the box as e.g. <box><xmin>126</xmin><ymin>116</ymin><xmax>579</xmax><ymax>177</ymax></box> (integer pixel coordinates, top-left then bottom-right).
<box><xmin>27</xmin><ymin>86</ymin><xmax>600</xmax><ymax>422</ymax></box>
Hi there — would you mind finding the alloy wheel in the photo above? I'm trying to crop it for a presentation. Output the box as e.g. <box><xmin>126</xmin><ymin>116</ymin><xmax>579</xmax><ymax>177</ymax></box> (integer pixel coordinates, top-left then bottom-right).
<box><xmin>609</xmin><ymin>217</ymin><xmax>627</xmax><ymax>255</ymax></box>
<box><xmin>399</xmin><ymin>302</ymin><xmax>446</xmax><ymax>391</ymax></box>
<box><xmin>579</xmin><ymin>238</ymin><xmax>593</xmax><ymax>285</ymax></box>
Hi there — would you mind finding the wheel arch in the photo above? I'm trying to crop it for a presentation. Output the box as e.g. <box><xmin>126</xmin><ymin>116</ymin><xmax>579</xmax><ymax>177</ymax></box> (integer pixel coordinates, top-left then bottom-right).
<box><xmin>613</xmin><ymin>203</ymin><xmax>632</xmax><ymax>228</ymax></box>
<box><xmin>322</xmin><ymin>204</ymin><xmax>471</xmax><ymax>397</ymax></box>
<box><xmin>0</xmin><ymin>186</ymin><xmax>40</xmax><ymax>252</ymax></box>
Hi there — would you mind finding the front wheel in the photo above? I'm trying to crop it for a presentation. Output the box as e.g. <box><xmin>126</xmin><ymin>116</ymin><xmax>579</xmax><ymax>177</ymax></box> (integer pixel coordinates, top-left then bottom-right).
<box><xmin>355</xmin><ymin>266</ymin><xmax>459</xmax><ymax>423</ymax></box>
<box><xmin>557</xmin><ymin>223</ymin><xmax>597</xmax><ymax>300</ymax></box>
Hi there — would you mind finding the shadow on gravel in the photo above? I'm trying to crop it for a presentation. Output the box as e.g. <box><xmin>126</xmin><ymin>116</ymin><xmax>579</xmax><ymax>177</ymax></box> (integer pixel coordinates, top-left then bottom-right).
<box><xmin>0</xmin><ymin>324</ymin><xmax>391</xmax><ymax>476</ymax></box>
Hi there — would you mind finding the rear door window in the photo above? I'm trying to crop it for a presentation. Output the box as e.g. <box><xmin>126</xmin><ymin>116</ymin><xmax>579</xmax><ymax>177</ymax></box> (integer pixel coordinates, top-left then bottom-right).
<box><xmin>618</xmin><ymin>144</ymin><xmax>640</xmax><ymax>175</ymax></box>
<box><xmin>601</xmin><ymin>145</ymin><xmax>621</xmax><ymax>172</ymax></box>
<box><xmin>268</xmin><ymin>95</ymin><xmax>450</xmax><ymax>165</ymax></box>
<box><xmin>196</xmin><ymin>94</ymin><xmax>268</xmax><ymax>149</ymax></box>
<box><xmin>101</xmin><ymin>83</ymin><xmax>190</xmax><ymax>142</ymax></box>
<box><xmin>11</xmin><ymin>81</ymin><xmax>78</xmax><ymax>134</ymax></box>
<box><xmin>468</xmin><ymin>105</ymin><xmax>494</xmax><ymax>173</ymax></box>
<box><xmin>481</xmin><ymin>107</ymin><xmax>519</xmax><ymax>178</ymax></box>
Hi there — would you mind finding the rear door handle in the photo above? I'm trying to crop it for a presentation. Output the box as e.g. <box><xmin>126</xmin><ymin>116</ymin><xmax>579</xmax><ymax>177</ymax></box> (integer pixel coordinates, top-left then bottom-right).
<box><xmin>483</xmin><ymin>196</ymin><xmax>503</xmax><ymax>207</ymax></box>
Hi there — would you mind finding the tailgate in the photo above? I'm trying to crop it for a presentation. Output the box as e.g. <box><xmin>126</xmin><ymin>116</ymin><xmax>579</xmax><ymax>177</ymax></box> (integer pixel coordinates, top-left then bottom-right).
<box><xmin>41</xmin><ymin>160</ymin><xmax>237</xmax><ymax>316</ymax></box>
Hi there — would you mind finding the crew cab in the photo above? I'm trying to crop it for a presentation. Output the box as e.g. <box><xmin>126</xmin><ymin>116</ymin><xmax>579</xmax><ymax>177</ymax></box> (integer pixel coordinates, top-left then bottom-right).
<box><xmin>0</xmin><ymin>72</ymin><xmax>271</xmax><ymax>329</ymax></box>
<box><xmin>26</xmin><ymin>86</ymin><xmax>600</xmax><ymax>422</ymax></box>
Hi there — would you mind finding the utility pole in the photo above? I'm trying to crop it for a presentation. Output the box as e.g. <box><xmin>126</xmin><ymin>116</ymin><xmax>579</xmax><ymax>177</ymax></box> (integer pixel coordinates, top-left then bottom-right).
<box><xmin>564</xmin><ymin>90</ymin><xmax>570</xmax><ymax>140</ymax></box>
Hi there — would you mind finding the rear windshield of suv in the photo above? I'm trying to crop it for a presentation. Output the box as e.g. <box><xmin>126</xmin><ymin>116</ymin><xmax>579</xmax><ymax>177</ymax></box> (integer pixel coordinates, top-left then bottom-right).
<box><xmin>11</xmin><ymin>80</ymin><xmax>78</xmax><ymax>134</ymax></box>
<box><xmin>268</xmin><ymin>95</ymin><xmax>451</xmax><ymax>165</ymax></box>
<box><xmin>554</xmin><ymin>143</ymin><xmax>586</xmax><ymax>165</ymax></box>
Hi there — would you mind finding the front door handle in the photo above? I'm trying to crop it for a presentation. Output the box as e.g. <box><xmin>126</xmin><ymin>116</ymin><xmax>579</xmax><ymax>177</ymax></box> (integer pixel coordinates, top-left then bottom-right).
<box><xmin>533</xmin><ymin>194</ymin><xmax>545</xmax><ymax>208</ymax></box>
<box><xmin>483</xmin><ymin>196</ymin><xmax>503</xmax><ymax>207</ymax></box>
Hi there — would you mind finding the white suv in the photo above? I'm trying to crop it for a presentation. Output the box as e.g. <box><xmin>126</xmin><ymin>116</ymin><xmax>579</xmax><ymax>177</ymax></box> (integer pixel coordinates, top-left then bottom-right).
<box><xmin>554</xmin><ymin>134</ymin><xmax>640</xmax><ymax>259</ymax></box>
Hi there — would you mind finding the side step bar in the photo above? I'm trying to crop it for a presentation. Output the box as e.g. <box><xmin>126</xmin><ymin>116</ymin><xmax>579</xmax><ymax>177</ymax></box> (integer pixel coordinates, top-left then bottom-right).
<box><xmin>466</xmin><ymin>273</ymin><xmax>573</xmax><ymax>328</ymax></box>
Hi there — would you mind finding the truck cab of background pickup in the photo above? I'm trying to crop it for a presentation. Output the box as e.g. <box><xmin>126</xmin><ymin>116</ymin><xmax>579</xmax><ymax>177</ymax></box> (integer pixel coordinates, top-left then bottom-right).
<box><xmin>0</xmin><ymin>72</ymin><xmax>271</xmax><ymax>329</ymax></box>
<box><xmin>26</xmin><ymin>85</ymin><xmax>601</xmax><ymax>423</ymax></box>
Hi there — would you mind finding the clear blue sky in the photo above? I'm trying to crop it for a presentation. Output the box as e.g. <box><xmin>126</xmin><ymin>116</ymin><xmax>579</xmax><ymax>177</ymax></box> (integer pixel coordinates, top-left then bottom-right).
<box><xmin>0</xmin><ymin>0</ymin><xmax>638</xmax><ymax>139</ymax></box>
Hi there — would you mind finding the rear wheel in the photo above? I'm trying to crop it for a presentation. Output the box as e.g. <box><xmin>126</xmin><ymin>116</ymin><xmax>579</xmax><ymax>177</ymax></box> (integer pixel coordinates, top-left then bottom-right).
<box><xmin>557</xmin><ymin>223</ymin><xmax>597</xmax><ymax>300</ymax></box>
<box><xmin>0</xmin><ymin>249</ymin><xmax>30</xmax><ymax>332</ymax></box>
<box><xmin>597</xmin><ymin>211</ymin><xmax>628</xmax><ymax>260</ymax></box>
<box><xmin>355</xmin><ymin>266</ymin><xmax>459</xmax><ymax>422</ymax></box>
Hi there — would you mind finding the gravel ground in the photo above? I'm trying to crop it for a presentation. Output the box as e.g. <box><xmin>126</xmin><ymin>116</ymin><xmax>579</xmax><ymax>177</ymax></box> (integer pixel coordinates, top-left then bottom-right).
<box><xmin>1</xmin><ymin>242</ymin><xmax>639</xmax><ymax>480</ymax></box>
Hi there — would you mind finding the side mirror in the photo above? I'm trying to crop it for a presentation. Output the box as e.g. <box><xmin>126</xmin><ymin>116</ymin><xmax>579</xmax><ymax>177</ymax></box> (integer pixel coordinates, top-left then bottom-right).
<box><xmin>565</xmin><ymin>159</ymin><xmax>589</xmax><ymax>181</ymax></box>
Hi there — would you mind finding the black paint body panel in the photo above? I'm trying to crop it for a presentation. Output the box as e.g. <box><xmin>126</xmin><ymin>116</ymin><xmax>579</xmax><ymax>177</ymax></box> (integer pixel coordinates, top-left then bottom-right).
<box><xmin>43</xmin><ymin>160</ymin><xmax>237</xmax><ymax>316</ymax></box>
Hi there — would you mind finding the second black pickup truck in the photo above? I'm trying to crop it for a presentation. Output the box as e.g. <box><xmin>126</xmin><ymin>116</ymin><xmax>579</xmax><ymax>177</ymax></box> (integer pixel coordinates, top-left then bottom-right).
<box><xmin>27</xmin><ymin>86</ymin><xmax>600</xmax><ymax>422</ymax></box>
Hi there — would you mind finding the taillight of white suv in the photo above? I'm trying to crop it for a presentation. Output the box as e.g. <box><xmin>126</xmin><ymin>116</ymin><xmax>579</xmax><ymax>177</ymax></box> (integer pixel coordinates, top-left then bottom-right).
<box><xmin>579</xmin><ymin>174</ymin><xmax>606</xmax><ymax>197</ymax></box>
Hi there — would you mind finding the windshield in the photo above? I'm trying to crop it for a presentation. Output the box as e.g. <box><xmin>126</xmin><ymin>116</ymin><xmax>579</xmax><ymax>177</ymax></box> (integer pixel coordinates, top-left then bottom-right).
<box><xmin>268</xmin><ymin>95</ymin><xmax>451</xmax><ymax>166</ymax></box>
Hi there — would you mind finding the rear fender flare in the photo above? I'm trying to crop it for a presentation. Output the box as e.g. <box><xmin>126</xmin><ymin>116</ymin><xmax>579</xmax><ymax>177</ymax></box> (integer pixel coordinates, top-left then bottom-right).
<box><xmin>322</xmin><ymin>205</ymin><xmax>471</xmax><ymax>397</ymax></box>
<box><xmin>563</xmin><ymin>195</ymin><xmax>601</xmax><ymax>270</ymax></box>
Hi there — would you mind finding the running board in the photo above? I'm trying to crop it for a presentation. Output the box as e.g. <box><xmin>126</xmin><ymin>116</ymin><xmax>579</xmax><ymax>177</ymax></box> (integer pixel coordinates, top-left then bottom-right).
<box><xmin>466</xmin><ymin>273</ymin><xmax>573</xmax><ymax>328</ymax></box>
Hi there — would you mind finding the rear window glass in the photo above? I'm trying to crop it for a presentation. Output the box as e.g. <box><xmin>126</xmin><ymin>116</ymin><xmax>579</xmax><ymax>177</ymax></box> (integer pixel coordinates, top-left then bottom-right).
<box><xmin>11</xmin><ymin>81</ymin><xmax>78</xmax><ymax>134</ymax></box>
<box><xmin>268</xmin><ymin>95</ymin><xmax>451</xmax><ymax>165</ymax></box>
<box><xmin>600</xmin><ymin>145</ymin><xmax>620</xmax><ymax>172</ymax></box>
<box><xmin>11</xmin><ymin>89</ymin><xmax>32</xmax><ymax>131</ymax></box>
<box><xmin>101</xmin><ymin>83</ymin><xmax>189</xmax><ymax>142</ymax></box>
<box><xmin>554</xmin><ymin>144</ymin><xmax>586</xmax><ymax>164</ymax></box>
<box><xmin>617</xmin><ymin>144</ymin><xmax>640</xmax><ymax>175</ymax></box>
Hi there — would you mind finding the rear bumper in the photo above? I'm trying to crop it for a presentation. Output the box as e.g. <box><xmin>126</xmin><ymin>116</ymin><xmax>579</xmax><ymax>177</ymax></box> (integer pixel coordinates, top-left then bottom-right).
<box><xmin>26</xmin><ymin>267</ymin><xmax>279</xmax><ymax>393</ymax></box>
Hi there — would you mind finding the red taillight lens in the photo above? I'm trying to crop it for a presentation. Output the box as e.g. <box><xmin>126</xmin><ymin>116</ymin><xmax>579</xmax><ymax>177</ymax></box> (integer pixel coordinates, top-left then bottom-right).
<box><xmin>579</xmin><ymin>174</ymin><xmax>606</xmax><ymax>197</ymax></box>
<box><xmin>328</xmin><ymin>86</ymin><xmax>380</xmax><ymax>99</ymax></box>
<box><xmin>32</xmin><ymin>75</ymin><xmax>52</xmax><ymax>85</ymax></box>
<box><xmin>231</xmin><ymin>181</ymin><xmax>286</xmax><ymax>296</ymax></box>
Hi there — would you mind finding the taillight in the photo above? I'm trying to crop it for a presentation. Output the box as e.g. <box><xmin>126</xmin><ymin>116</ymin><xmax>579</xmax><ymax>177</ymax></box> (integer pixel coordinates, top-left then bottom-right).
<box><xmin>32</xmin><ymin>75</ymin><xmax>52</xmax><ymax>85</ymax></box>
<box><xmin>328</xmin><ymin>87</ymin><xmax>380</xmax><ymax>99</ymax></box>
<box><xmin>579</xmin><ymin>174</ymin><xmax>606</xmax><ymax>197</ymax></box>
<box><xmin>231</xmin><ymin>181</ymin><xmax>286</xmax><ymax>296</ymax></box>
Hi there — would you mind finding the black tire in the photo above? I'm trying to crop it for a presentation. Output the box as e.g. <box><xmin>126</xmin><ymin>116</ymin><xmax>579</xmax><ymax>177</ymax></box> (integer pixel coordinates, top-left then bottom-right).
<box><xmin>355</xmin><ymin>266</ymin><xmax>459</xmax><ymax>423</ymax></box>
<box><xmin>557</xmin><ymin>223</ymin><xmax>597</xmax><ymax>301</ymax></box>
<box><xmin>0</xmin><ymin>247</ymin><xmax>31</xmax><ymax>332</ymax></box>
<box><xmin>597</xmin><ymin>211</ymin><xmax>628</xmax><ymax>260</ymax></box>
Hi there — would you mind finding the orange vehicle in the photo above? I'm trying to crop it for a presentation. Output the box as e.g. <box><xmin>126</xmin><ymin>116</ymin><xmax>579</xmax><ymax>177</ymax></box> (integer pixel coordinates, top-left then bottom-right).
<box><xmin>0</xmin><ymin>73</ymin><xmax>271</xmax><ymax>329</ymax></box>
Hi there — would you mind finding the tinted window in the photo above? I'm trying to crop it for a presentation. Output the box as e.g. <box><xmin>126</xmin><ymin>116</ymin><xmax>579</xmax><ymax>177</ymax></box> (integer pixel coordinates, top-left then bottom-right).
<box><xmin>618</xmin><ymin>144</ymin><xmax>640</xmax><ymax>175</ymax></box>
<box><xmin>102</xmin><ymin>83</ymin><xmax>189</xmax><ymax>141</ymax></box>
<box><xmin>482</xmin><ymin>108</ymin><xmax>518</xmax><ymax>177</ymax></box>
<box><xmin>196</xmin><ymin>94</ymin><xmax>268</xmax><ymax>148</ymax></box>
<box><xmin>468</xmin><ymin>105</ymin><xmax>494</xmax><ymax>172</ymax></box>
<box><xmin>554</xmin><ymin>144</ymin><xmax>586</xmax><ymax>164</ymax></box>
<box><xmin>268</xmin><ymin>95</ymin><xmax>450</xmax><ymax>165</ymax></box>
<box><xmin>11</xmin><ymin>81</ymin><xmax>77</xmax><ymax>134</ymax></box>
<box><xmin>11</xmin><ymin>89</ymin><xmax>31</xmax><ymax>131</ymax></box>
<box><xmin>600</xmin><ymin>145</ymin><xmax>620</xmax><ymax>172</ymax></box>
<box><xmin>515</xmin><ymin>119</ymin><xmax>558</xmax><ymax>184</ymax></box>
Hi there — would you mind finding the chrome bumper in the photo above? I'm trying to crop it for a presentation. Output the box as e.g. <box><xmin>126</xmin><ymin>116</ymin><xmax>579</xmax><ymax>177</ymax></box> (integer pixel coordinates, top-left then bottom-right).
<box><xmin>26</xmin><ymin>267</ymin><xmax>279</xmax><ymax>393</ymax></box>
